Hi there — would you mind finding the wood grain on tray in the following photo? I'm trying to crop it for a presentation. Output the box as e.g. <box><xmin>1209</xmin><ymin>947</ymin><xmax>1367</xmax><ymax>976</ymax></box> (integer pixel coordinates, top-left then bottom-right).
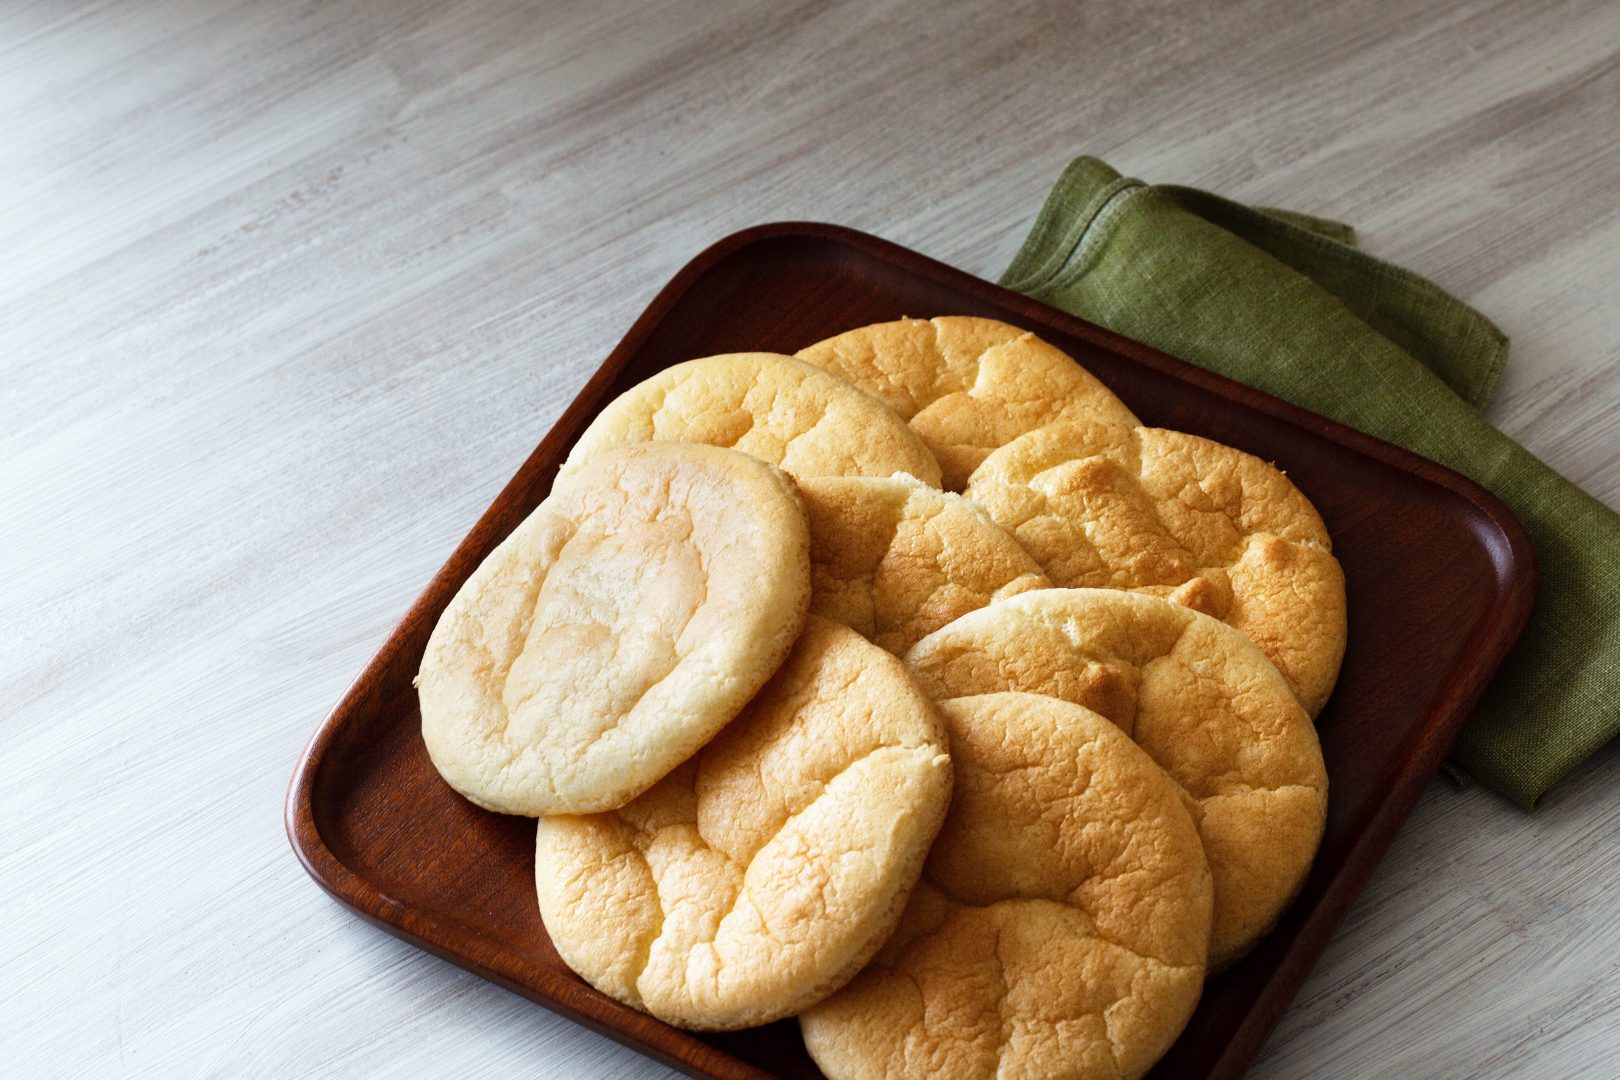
<box><xmin>285</xmin><ymin>223</ymin><xmax>1535</xmax><ymax>1080</ymax></box>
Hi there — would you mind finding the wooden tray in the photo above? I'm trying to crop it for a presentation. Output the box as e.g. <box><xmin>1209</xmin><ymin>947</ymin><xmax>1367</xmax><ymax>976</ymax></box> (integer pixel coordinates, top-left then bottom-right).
<box><xmin>286</xmin><ymin>223</ymin><xmax>1536</xmax><ymax>1079</ymax></box>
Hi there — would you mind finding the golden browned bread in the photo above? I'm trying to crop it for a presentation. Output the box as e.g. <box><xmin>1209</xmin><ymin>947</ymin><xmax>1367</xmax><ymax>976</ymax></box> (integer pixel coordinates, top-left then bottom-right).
<box><xmin>965</xmin><ymin>421</ymin><xmax>1347</xmax><ymax>715</ymax></box>
<box><xmin>801</xmin><ymin>692</ymin><xmax>1212</xmax><ymax>1080</ymax></box>
<box><xmin>795</xmin><ymin>316</ymin><xmax>1139</xmax><ymax>490</ymax></box>
<box><xmin>417</xmin><ymin>442</ymin><xmax>810</xmax><ymax>815</ymax></box>
<box><xmin>562</xmin><ymin>353</ymin><xmax>943</xmax><ymax>485</ymax></box>
<box><xmin>905</xmin><ymin>589</ymin><xmax>1328</xmax><ymax>969</ymax></box>
<box><xmin>535</xmin><ymin>617</ymin><xmax>953</xmax><ymax>1030</ymax></box>
<box><xmin>799</xmin><ymin>473</ymin><xmax>1049</xmax><ymax>655</ymax></box>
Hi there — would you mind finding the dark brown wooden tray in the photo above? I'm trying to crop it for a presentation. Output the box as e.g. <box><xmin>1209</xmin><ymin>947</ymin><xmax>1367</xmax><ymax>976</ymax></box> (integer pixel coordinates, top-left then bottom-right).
<box><xmin>286</xmin><ymin>223</ymin><xmax>1536</xmax><ymax>1080</ymax></box>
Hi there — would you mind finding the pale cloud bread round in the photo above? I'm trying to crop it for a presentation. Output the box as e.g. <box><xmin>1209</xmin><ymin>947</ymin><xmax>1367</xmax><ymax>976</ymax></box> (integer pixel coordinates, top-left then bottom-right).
<box><xmin>417</xmin><ymin>442</ymin><xmax>810</xmax><ymax>816</ymax></box>
<box><xmin>904</xmin><ymin>588</ymin><xmax>1328</xmax><ymax>970</ymax></box>
<box><xmin>799</xmin><ymin>472</ymin><xmax>1049</xmax><ymax>655</ymax></box>
<box><xmin>795</xmin><ymin>316</ymin><xmax>1140</xmax><ymax>489</ymax></box>
<box><xmin>561</xmin><ymin>352</ymin><xmax>943</xmax><ymax>486</ymax></box>
<box><xmin>965</xmin><ymin>420</ymin><xmax>1347</xmax><ymax>715</ymax></box>
<box><xmin>535</xmin><ymin>616</ymin><xmax>953</xmax><ymax>1031</ymax></box>
<box><xmin>800</xmin><ymin>692</ymin><xmax>1211</xmax><ymax>1080</ymax></box>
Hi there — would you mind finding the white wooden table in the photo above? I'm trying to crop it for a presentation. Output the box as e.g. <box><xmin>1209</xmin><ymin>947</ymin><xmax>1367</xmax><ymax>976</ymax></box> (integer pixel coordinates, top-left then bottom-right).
<box><xmin>4</xmin><ymin>1</ymin><xmax>1617</xmax><ymax>1076</ymax></box>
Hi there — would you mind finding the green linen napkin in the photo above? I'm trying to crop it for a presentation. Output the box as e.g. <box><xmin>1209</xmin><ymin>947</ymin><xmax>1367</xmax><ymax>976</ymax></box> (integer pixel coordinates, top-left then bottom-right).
<box><xmin>1002</xmin><ymin>156</ymin><xmax>1619</xmax><ymax>808</ymax></box>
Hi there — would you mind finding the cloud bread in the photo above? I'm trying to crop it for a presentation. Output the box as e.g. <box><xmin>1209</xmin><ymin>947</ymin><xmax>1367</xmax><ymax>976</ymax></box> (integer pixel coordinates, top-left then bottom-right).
<box><xmin>794</xmin><ymin>316</ymin><xmax>1139</xmax><ymax>490</ymax></box>
<box><xmin>417</xmin><ymin>442</ymin><xmax>811</xmax><ymax>816</ymax></box>
<box><xmin>964</xmin><ymin>421</ymin><xmax>1347</xmax><ymax>715</ymax></box>
<box><xmin>799</xmin><ymin>473</ymin><xmax>1050</xmax><ymax>655</ymax></box>
<box><xmin>905</xmin><ymin>589</ymin><xmax>1328</xmax><ymax>970</ymax></box>
<box><xmin>535</xmin><ymin>616</ymin><xmax>953</xmax><ymax>1030</ymax></box>
<box><xmin>561</xmin><ymin>353</ymin><xmax>943</xmax><ymax>486</ymax></box>
<box><xmin>800</xmin><ymin>692</ymin><xmax>1212</xmax><ymax>1080</ymax></box>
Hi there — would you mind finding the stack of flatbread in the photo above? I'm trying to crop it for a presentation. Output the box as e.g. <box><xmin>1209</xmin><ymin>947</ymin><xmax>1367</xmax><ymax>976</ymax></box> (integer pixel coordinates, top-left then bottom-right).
<box><xmin>416</xmin><ymin>317</ymin><xmax>1343</xmax><ymax>1080</ymax></box>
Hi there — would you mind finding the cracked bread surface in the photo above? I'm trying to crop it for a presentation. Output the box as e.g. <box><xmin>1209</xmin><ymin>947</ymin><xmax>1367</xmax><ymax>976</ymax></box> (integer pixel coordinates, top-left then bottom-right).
<box><xmin>800</xmin><ymin>473</ymin><xmax>1049</xmax><ymax>655</ymax></box>
<box><xmin>800</xmin><ymin>692</ymin><xmax>1211</xmax><ymax>1080</ymax></box>
<box><xmin>417</xmin><ymin>442</ymin><xmax>811</xmax><ymax>816</ymax></box>
<box><xmin>905</xmin><ymin>589</ymin><xmax>1327</xmax><ymax>970</ymax></box>
<box><xmin>965</xmin><ymin>420</ymin><xmax>1346</xmax><ymax>715</ymax></box>
<box><xmin>535</xmin><ymin>616</ymin><xmax>953</xmax><ymax>1030</ymax></box>
<box><xmin>561</xmin><ymin>352</ymin><xmax>943</xmax><ymax>486</ymax></box>
<box><xmin>795</xmin><ymin>316</ymin><xmax>1139</xmax><ymax>490</ymax></box>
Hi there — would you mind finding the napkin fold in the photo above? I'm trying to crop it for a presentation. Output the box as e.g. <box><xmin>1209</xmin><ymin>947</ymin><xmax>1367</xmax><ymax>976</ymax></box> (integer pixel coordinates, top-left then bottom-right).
<box><xmin>1003</xmin><ymin>156</ymin><xmax>1619</xmax><ymax>808</ymax></box>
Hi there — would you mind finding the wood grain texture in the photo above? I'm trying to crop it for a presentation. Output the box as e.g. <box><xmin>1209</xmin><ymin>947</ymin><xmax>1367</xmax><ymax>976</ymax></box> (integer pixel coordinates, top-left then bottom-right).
<box><xmin>1</xmin><ymin>0</ymin><xmax>1615</xmax><ymax>1078</ymax></box>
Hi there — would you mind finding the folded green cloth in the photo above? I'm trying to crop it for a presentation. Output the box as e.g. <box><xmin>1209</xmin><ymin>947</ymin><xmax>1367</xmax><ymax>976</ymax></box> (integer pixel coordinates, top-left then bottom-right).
<box><xmin>1002</xmin><ymin>156</ymin><xmax>1619</xmax><ymax>808</ymax></box>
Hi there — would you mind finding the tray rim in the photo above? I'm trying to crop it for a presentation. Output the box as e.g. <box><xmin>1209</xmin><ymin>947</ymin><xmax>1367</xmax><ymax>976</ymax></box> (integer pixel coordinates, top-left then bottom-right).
<box><xmin>286</xmin><ymin>221</ymin><xmax>1538</xmax><ymax>1080</ymax></box>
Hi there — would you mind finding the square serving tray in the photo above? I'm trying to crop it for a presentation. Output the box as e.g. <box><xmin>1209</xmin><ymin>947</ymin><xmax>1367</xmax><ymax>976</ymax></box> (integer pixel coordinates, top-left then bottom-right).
<box><xmin>287</xmin><ymin>223</ymin><xmax>1535</xmax><ymax>1079</ymax></box>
